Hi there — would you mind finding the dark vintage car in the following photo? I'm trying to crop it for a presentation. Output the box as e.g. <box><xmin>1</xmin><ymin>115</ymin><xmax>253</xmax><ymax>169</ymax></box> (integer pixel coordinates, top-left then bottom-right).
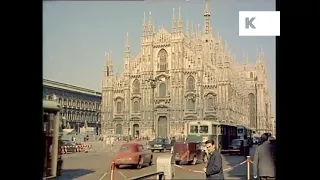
<box><xmin>173</xmin><ymin>141</ymin><xmax>208</xmax><ymax>165</ymax></box>
<box><xmin>228</xmin><ymin>139</ymin><xmax>249</xmax><ymax>156</ymax></box>
<box><xmin>62</xmin><ymin>140</ymin><xmax>77</xmax><ymax>153</ymax></box>
<box><xmin>113</xmin><ymin>143</ymin><xmax>153</xmax><ymax>169</ymax></box>
<box><xmin>147</xmin><ymin>138</ymin><xmax>171</xmax><ymax>152</ymax></box>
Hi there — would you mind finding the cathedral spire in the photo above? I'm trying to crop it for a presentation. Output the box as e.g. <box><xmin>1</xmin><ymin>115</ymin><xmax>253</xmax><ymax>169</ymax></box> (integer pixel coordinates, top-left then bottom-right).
<box><xmin>104</xmin><ymin>51</ymin><xmax>113</xmax><ymax>77</ymax></box>
<box><xmin>259</xmin><ymin>45</ymin><xmax>265</xmax><ymax>62</ymax></box>
<box><xmin>148</xmin><ymin>11</ymin><xmax>153</xmax><ymax>36</ymax></box>
<box><xmin>142</xmin><ymin>12</ymin><xmax>147</xmax><ymax>38</ymax></box>
<box><xmin>243</xmin><ymin>49</ymin><xmax>249</xmax><ymax>64</ymax></box>
<box><xmin>178</xmin><ymin>7</ymin><xmax>183</xmax><ymax>33</ymax></box>
<box><xmin>204</xmin><ymin>0</ymin><xmax>212</xmax><ymax>35</ymax></box>
<box><xmin>186</xmin><ymin>19</ymin><xmax>189</xmax><ymax>37</ymax></box>
<box><xmin>191</xmin><ymin>20</ymin><xmax>194</xmax><ymax>37</ymax></box>
<box><xmin>172</xmin><ymin>8</ymin><xmax>176</xmax><ymax>33</ymax></box>
<box><xmin>125</xmin><ymin>32</ymin><xmax>130</xmax><ymax>60</ymax></box>
<box><xmin>124</xmin><ymin>33</ymin><xmax>130</xmax><ymax>72</ymax></box>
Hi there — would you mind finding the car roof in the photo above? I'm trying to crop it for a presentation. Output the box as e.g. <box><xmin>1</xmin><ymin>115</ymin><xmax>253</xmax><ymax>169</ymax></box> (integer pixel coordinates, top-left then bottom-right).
<box><xmin>121</xmin><ymin>143</ymin><xmax>141</xmax><ymax>147</ymax></box>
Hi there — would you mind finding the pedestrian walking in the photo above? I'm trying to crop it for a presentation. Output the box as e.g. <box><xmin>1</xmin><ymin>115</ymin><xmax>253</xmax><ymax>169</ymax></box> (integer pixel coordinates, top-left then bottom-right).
<box><xmin>203</xmin><ymin>140</ymin><xmax>224</xmax><ymax>180</ymax></box>
<box><xmin>253</xmin><ymin>133</ymin><xmax>275</xmax><ymax>180</ymax></box>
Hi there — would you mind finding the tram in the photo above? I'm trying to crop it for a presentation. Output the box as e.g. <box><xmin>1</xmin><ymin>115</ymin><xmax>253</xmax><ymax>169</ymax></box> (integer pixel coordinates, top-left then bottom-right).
<box><xmin>184</xmin><ymin>120</ymin><xmax>237</xmax><ymax>150</ymax></box>
<box><xmin>43</xmin><ymin>100</ymin><xmax>63</xmax><ymax>178</ymax></box>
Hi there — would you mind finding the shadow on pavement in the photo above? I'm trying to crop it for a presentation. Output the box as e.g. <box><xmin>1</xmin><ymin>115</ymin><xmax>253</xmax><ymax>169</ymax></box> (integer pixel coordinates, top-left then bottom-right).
<box><xmin>56</xmin><ymin>169</ymin><xmax>95</xmax><ymax>180</ymax></box>
<box><xmin>117</xmin><ymin>165</ymin><xmax>149</xmax><ymax>170</ymax></box>
<box><xmin>222</xmin><ymin>146</ymin><xmax>257</xmax><ymax>180</ymax></box>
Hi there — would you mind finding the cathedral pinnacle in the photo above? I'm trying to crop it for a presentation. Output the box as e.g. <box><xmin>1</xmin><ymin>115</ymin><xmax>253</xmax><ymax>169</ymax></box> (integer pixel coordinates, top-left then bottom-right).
<box><xmin>256</xmin><ymin>45</ymin><xmax>265</xmax><ymax>63</ymax></box>
<box><xmin>148</xmin><ymin>11</ymin><xmax>153</xmax><ymax>36</ymax></box>
<box><xmin>204</xmin><ymin>0</ymin><xmax>212</xmax><ymax>35</ymax></box>
<box><xmin>186</xmin><ymin>19</ymin><xmax>189</xmax><ymax>36</ymax></box>
<box><xmin>178</xmin><ymin>7</ymin><xmax>183</xmax><ymax>33</ymax></box>
<box><xmin>172</xmin><ymin>8</ymin><xmax>176</xmax><ymax>33</ymax></box>
<box><xmin>104</xmin><ymin>51</ymin><xmax>113</xmax><ymax>77</ymax></box>
<box><xmin>125</xmin><ymin>32</ymin><xmax>130</xmax><ymax>59</ymax></box>
<box><xmin>142</xmin><ymin>12</ymin><xmax>147</xmax><ymax>37</ymax></box>
<box><xmin>243</xmin><ymin>49</ymin><xmax>249</xmax><ymax>64</ymax></box>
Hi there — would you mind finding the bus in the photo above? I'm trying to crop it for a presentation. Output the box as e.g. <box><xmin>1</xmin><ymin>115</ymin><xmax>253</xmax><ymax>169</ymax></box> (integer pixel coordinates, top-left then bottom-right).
<box><xmin>237</xmin><ymin>126</ymin><xmax>253</xmax><ymax>147</ymax></box>
<box><xmin>184</xmin><ymin>120</ymin><xmax>237</xmax><ymax>150</ymax></box>
<box><xmin>43</xmin><ymin>100</ymin><xmax>63</xmax><ymax>178</ymax></box>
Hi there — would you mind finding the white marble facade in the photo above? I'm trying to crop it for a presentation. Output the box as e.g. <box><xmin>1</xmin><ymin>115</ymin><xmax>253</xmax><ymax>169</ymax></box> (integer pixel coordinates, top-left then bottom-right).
<box><xmin>101</xmin><ymin>0</ymin><xmax>272</xmax><ymax>138</ymax></box>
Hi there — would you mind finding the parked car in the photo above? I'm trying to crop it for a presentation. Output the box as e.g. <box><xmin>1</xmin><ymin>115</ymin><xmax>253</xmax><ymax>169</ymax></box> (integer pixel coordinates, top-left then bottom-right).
<box><xmin>113</xmin><ymin>143</ymin><xmax>153</xmax><ymax>169</ymax></box>
<box><xmin>62</xmin><ymin>140</ymin><xmax>77</xmax><ymax>153</ymax></box>
<box><xmin>147</xmin><ymin>138</ymin><xmax>171</xmax><ymax>152</ymax></box>
<box><xmin>173</xmin><ymin>141</ymin><xmax>208</xmax><ymax>165</ymax></box>
<box><xmin>228</xmin><ymin>139</ymin><xmax>249</xmax><ymax>156</ymax></box>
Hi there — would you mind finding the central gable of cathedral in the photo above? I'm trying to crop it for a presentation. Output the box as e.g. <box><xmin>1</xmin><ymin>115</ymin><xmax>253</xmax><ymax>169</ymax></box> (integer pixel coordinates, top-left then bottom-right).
<box><xmin>154</xmin><ymin>27</ymin><xmax>171</xmax><ymax>43</ymax></box>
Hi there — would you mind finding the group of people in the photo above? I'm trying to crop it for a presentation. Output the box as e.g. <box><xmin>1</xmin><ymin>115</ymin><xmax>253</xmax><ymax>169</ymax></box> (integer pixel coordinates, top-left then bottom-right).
<box><xmin>203</xmin><ymin>133</ymin><xmax>275</xmax><ymax>180</ymax></box>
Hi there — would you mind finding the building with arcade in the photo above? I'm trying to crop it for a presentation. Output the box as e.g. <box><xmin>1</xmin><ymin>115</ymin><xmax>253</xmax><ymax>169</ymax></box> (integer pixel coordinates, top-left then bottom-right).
<box><xmin>43</xmin><ymin>79</ymin><xmax>102</xmax><ymax>134</ymax></box>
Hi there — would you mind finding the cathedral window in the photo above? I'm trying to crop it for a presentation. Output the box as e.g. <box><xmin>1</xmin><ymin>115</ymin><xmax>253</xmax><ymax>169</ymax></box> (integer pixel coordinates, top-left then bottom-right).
<box><xmin>158</xmin><ymin>49</ymin><xmax>168</xmax><ymax>72</ymax></box>
<box><xmin>116</xmin><ymin>101</ymin><xmax>122</xmax><ymax>114</ymax></box>
<box><xmin>132</xmin><ymin>79</ymin><xmax>140</xmax><ymax>94</ymax></box>
<box><xmin>159</xmin><ymin>83</ymin><xmax>166</xmax><ymax>97</ymax></box>
<box><xmin>187</xmin><ymin>99</ymin><xmax>195</xmax><ymax>110</ymax></box>
<box><xmin>186</xmin><ymin>76</ymin><xmax>195</xmax><ymax>91</ymax></box>
<box><xmin>133</xmin><ymin>100</ymin><xmax>140</xmax><ymax>113</ymax></box>
<box><xmin>107</xmin><ymin>67</ymin><xmax>109</xmax><ymax>76</ymax></box>
<box><xmin>250</xmin><ymin>72</ymin><xmax>253</xmax><ymax>78</ymax></box>
<box><xmin>207</xmin><ymin>97</ymin><xmax>214</xmax><ymax>108</ymax></box>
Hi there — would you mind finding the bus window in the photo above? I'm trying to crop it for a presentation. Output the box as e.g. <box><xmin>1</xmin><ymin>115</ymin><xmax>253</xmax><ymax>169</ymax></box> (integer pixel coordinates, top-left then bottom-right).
<box><xmin>200</xmin><ymin>126</ymin><xmax>208</xmax><ymax>133</ymax></box>
<box><xmin>237</xmin><ymin>129</ymin><xmax>244</xmax><ymax>134</ymax></box>
<box><xmin>190</xmin><ymin>125</ymin><xmax>198</xmax><ymax>133</ymax></box>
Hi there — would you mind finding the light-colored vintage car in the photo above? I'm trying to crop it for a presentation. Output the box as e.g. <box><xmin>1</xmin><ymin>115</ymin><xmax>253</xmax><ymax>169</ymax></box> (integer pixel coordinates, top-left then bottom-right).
<box><xmin>113</xmin><ymin>143</ymin><xmax>153</xmax><ymax>169</ymax></box>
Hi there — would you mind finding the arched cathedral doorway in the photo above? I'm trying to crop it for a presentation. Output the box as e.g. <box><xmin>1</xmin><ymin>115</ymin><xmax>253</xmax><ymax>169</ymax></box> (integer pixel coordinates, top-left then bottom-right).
<box><xmin>115</xmin><ymin>124</ymin><xmax>122</xmax><ymax>135</ymax></box>
<box><xmin>133</xmin><ymin>124</ymin><xmax>140</xmax><ymax>138</ymax></box>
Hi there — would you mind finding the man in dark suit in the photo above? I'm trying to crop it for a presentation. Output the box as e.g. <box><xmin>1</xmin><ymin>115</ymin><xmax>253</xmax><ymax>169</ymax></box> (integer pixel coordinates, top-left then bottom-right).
<box><xmin>253</xmin><ymin>133</ymin><xmax>275</xmax><ymax>180</ymax></box>
<box><xmin>203</xmin><ymin>140</ymin><xmax>224</xmax><ymax>180</ymax></box>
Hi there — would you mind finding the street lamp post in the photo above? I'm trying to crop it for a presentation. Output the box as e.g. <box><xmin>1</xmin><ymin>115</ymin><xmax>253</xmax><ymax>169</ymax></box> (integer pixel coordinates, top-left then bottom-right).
<box><xmin>254</xmin><ymin>76</ymin><xmax>258</xmax><ymax>134</ymax></box>
<box><xmin>146</xmin><ymin>78</ymin><xmax>159</xmax><ymax>138</ymax></box>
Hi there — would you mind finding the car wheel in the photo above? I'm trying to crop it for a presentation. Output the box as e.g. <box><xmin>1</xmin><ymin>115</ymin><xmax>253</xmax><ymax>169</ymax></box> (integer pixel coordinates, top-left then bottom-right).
<box><xmin>149</xmin><ymin>156</ymin><xmax>153</xmax><ymax>166</ymax></box>
<box><xmin>191</xmin><ymin>156</ymin><xmax>197</xmax><ymax>165</ymax></box>
<box><xmin>136</xmin><ymin>157</ymin><xmax>143</xmax><ymax>169</ymax></box>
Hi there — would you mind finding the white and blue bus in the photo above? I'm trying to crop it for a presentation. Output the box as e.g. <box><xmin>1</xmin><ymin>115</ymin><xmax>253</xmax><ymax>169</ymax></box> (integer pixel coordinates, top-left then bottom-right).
<box><xmin>237</xmin><ymin>126</ymin><xmax>253</xmax><ymax>147</ymax></box>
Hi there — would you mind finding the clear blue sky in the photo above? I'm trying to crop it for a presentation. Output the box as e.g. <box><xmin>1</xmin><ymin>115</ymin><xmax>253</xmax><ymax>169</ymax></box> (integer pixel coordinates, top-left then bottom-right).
<box><xmin>43</xmin><ymin>0</ymin><xmax>275</xmax><ymax>113</ymax></box>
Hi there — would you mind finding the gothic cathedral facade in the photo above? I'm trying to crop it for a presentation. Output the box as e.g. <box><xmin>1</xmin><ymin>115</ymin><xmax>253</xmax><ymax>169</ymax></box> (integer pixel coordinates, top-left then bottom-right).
<box><xmin>101</xmin><ymin>0</ymin><xmax>272</xmax><ymax>138</ymax></box>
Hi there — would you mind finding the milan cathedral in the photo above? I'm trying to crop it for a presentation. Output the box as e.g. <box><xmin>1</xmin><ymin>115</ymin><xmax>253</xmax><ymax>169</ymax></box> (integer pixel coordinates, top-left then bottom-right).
<box><xmin>101</xmin><ymin>0</ymin><xmax>272</xmax><ymax>138</ymax></box>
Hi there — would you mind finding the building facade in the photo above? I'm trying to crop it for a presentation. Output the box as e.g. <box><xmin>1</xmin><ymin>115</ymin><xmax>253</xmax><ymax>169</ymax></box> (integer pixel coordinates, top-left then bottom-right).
<box><xmin>101</xmin><ymin>0</ymin><xmax>273</xmax><ymax>137</ymax></box>
<box><xmin>43</xmin><ymin>79</ymin><xmax>102</xmax><ymax>134</ymax></box>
